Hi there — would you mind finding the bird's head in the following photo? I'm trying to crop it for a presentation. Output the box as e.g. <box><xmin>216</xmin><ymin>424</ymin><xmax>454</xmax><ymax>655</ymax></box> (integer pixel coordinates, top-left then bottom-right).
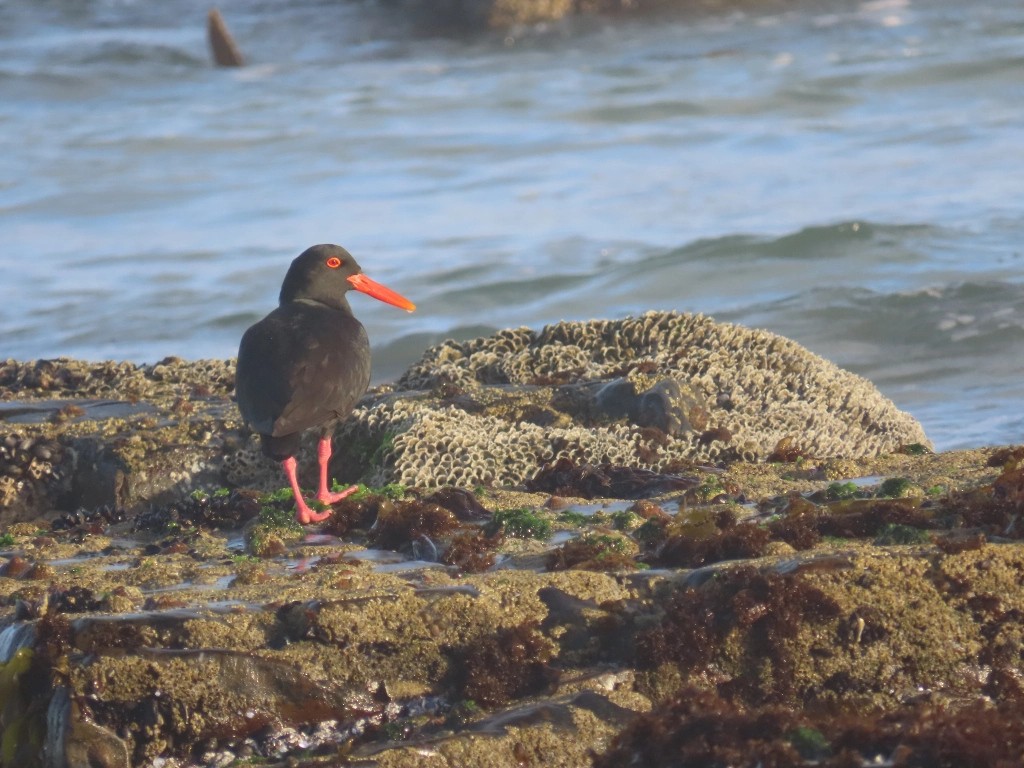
<box><xmin>279</xmin><ymin>244</ymin><xmax>415</xmax><ymax>313</ymax></box>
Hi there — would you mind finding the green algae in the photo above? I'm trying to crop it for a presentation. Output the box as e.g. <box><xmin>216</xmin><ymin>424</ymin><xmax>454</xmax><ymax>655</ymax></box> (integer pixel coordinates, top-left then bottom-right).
<box><xmin>877</xmin><ymin>476</ymin><xmax>922</xmax><ymax>498</ymax></box>
<box><xmin>486</xmin><ymin>508</ymin><xmax>552</xmax><ymax>540</ymax></box>
<box><xmin>610</xmin><ymin>510</ymin><xmax>643</xmax><ymax>531</ymax></box>
<box><xmin>556</xmin><ymin>510</ymin><xmax>589</xmax><ymax>527</ymax></box>
<box><xmin>691</xmin><ymin>475</ymin><xmax>726</xmax><ymax>503</ymax></box>
<box><xmin>787</xmin><ymin>725</ymin><xmax>831</xmax><ymax>760</ymax></box>
<box><xmin>347</xmin><ymin>482</ymin><xmax>408</xmax><ymax>501</ymax></box>
<box><xmin>873</xmin><ymin>522</ymin><xmax>931</xmax><ymax>545</ymax></box>
<box><xmin>901</xmin><ymin>442</ymin><xmax>931</xmax><ymax>455</ymax></box>
<box><xmin>0</xmin><ymin>647</ymin><xmax>42</xmax><ymax>768</ymax></box>
<box><xmin>547</xmin><ymin>532</ymin><xmax>637</xmax><ymax>572</ymax></box>
<box><xmin>824</xmin><ymin>481</ymin><xmax>859</xmax><ymax>501</ymax></box>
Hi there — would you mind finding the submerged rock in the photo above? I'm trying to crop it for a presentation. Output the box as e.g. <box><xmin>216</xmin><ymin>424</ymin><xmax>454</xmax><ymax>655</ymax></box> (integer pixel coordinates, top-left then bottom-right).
<box><xmin>526</xmin><ymin>456</ymin><xmax>698</xmax><ymax>499</ymax></box>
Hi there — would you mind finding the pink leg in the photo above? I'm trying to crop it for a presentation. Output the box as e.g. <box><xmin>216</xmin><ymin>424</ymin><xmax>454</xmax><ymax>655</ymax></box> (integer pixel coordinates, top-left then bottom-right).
<box><xmin>315</xmin><ymin>438</ymin><xmax>358</xmax><ymax>505</ymax></box>
<box><xmin>282</xmin><ymin>456</ymin><xmax>332</xmax><ymax>525</ymax></box>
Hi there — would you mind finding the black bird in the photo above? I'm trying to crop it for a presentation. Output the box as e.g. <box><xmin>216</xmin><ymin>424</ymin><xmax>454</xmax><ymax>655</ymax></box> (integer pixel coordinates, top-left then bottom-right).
<box><xmin>235</xmin><ymin>244</ymin><xmax>415</xmax><ymax>523</ymax></box>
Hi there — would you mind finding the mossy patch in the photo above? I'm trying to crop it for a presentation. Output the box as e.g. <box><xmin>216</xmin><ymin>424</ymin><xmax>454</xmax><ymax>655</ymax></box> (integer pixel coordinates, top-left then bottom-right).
<box><xmin>486</xmin><ymin>508</ymin><xmax>553</xmax><ymax>540</ymax></box>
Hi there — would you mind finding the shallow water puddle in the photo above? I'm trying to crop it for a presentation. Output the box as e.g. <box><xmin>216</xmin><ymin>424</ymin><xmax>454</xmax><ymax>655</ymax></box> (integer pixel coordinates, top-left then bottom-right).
<box><xmin>556</xmin><ymin>499</ymin><xmax>640</xmax><ymax>517</ymax></box>
<box><xmin>845</xmin><ymin>475</ymin><xmax>885</xmax><ymax>488</ymax></box>
<box><xmin>140</xmin><ymin>573</ymin><xmax>236</xmax><ymax>595</ymax></box>
<box><xmin>0</xmin><ymin>398</ymin><xmax>156</xmax><ymax>424</ymax></box>
<box><xmin>549</xmin><ymin>531</ymin><xmax>576</xmax><ymax>546</ymax></box>
<box><xmin>342</xmin><ymin>548</ymin><xmax>449</xmax><ymax>574</ymax></box>
<box><xmin>46</xmin><ymin>555</ymin><xmax>131</xmax><ymax>571</ymax></box>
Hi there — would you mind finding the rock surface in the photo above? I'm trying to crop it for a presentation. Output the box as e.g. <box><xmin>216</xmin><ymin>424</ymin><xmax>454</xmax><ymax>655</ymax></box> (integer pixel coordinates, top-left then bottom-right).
<box><xmin>6</xmin><ymin>315</ymin><xmax>1018</xmax><ymax>767</ymax></box>
<box><xmin>0</xmin><ymin>446</ymin><xmax>1022</xmax><ymax>767</ymax></box>
<box><xmin>3</xmin><ymin>313</ymin><xmax>928</xmax><ymax>521</ymax></box>
<box><xmin>0</xmin><ymin>357</ymin><xmax>239</xmax><ymax>523</ymax></box>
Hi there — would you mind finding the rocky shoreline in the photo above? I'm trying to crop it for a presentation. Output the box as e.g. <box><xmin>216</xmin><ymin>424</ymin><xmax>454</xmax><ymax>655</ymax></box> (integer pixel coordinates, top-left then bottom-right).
<box><xmin>1</xmin><ymin>314</ymin><xmax>1022</xmax><ymax>767</ymax></box>
<box><xmin>384</xmin><ymin>0</ymin><xmax>809</xmax><ymax>32</ymax></box>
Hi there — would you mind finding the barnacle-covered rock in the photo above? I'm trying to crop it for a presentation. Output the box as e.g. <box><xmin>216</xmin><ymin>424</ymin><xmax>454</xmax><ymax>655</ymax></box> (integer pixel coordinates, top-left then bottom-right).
<box><xmin>0</xmin><ymin>357</ymin><xmax>235</xmax><ymax>401</ymax></box>
<box><xmin>331</xmin><ymin>312</ymin><xmax>928</xmax><ymax>490</ymax></box>
<box><xmin>0</xmin><ymin>313</ymin><xmax>929</xmax><ymax>519</ymax></box>
<box><xmin>0</xmin><ymin>357</ymin><xmax>243</xmax><ymax>523</ymax></box>
<box><xmin>0</xmin><ymin>433</ymin><xmax>70</xmax><ymax>523</ymax></box>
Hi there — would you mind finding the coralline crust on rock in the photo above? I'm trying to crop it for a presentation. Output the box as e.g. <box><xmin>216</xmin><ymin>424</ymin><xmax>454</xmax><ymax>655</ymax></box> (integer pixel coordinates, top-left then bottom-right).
<box><xmin>331</xmin><ymin>312</ymin><xmax>929</xmax><ymax>490</ymax></box>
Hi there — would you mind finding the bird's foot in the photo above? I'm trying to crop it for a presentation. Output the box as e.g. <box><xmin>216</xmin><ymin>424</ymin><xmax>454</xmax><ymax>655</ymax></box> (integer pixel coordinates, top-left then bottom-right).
<box><xmin>295</xmin><ymin>498</ymin><xmax>334</xmax><ymax>525</ymax></box>
<box><xmin>316</xmin><ymin>484</ymin><xmax>359</xmax><ymax>505</ymax></box>
<box><xmin>281</xmin><ymin>456</ymin><xmax>338</xmax><ymax>524</ymax></box>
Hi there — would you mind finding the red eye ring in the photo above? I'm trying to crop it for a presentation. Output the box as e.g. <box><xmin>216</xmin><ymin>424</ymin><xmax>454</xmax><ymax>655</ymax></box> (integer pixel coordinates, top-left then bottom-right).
<box><xmin>325</xmin><ymin>257</ymin><xmax>343</xmax><ymax>269</ymax></box>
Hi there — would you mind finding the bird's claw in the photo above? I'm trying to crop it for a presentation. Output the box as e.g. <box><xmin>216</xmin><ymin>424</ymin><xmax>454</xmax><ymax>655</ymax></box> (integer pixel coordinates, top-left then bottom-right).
<box><xmin>316</xmin><ymin>484</ymin><xmax>359</xmax><ymax>505</ymax></box>
<box><xmin>294</xmin><ymin>485</ymin><xmax>358</xmax><ymax>525</ymax></box>
<box><xmin>295</xmin><ymin>499</ymin><xmax>334</xmax><ymax>525</ymax></box>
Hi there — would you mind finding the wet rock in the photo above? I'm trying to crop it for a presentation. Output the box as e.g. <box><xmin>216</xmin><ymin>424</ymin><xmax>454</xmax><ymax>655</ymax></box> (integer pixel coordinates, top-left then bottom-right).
<box><xmin>0</xmin><ymin>335</ymin><xmax>1014</xmax><ymax>767</ymax></box>
<box><xmin>0</xmin><ymin>431</ymin><xmax>69</xmax><ymax>524</ymax></box>
<box><xmin>51</xmin><ymin>505</ymin><xmax>128</xmax><ymax>532</ymax></box>
<box><xmin>582</xmin><ymin>376</ymin><xmax>704</xmax><ymax>436</ymax></box>
<box><xmin>423</xmin><ymin>487</ymin><xmax>493</xmax><ymax>521</ymax></box>
<box><xmin>70</xmin><ymin>649</ymin><xmax>378</xmax><ymax>763</ymax></box>
<box><xmin>0</xmin><ymin>446</ymin><xmax>1018</xmax><ymax>767</ymax></box>
<box><xmin>131</xmin><ymin>489</ymin><xmax>260</xmax><ymax>533</ymax></box>
<box><xmin>395</xmin><ymin>0</ymin><xmax>649</xmax><ymax>31</ymax></box>
<box><xmin>1</xmin><ymin>556</ymin><xmax>34</xmax><ymax>578</ymax></box>
<box><xmin>50</xmin><ymin>689</ymin><xmax>132</xmax><ymax>768</ymax></box>
<box><xmin>49</xmin><ymin>585</ymin><xmax>104</xmax><ymax>613</ymax></box>
<box><xmin>2</xmin><ymin>313</ymin><xmax>930</xmax><ymax>519</ymax></box>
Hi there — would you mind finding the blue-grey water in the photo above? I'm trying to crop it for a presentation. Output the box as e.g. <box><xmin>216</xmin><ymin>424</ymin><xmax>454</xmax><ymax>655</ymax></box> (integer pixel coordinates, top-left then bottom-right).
<box><xmin>1</xmin><ymin>0</ymin><xmax>1022</xmax><ymax>451</ymax></box>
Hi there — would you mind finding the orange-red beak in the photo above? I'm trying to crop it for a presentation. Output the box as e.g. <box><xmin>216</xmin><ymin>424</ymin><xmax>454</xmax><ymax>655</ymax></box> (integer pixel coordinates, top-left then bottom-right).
<box><xmin>347</xmin><ymin>273</ymin><xmax>416</xmax><ymax>312</ymax></box>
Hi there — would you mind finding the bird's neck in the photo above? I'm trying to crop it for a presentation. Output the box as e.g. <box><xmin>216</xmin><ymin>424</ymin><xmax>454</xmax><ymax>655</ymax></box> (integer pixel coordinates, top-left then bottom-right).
<box><xmin>285</xmin><ymin>295</ymin><xmax>353</xmax><ymax>314</ymax></box>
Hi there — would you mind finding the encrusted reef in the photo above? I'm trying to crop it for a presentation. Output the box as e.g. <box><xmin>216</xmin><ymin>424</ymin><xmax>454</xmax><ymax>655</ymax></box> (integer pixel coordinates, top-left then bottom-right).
<box><xmin>321</xmin><ymin>311</ymin><xmax>928</xmax><ymax>490</ymax></box>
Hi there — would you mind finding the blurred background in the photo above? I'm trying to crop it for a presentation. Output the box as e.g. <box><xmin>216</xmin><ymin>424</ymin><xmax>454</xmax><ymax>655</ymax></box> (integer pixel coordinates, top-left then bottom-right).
<box><xmin>1</xmin><ymin>0</ymin><xmax>1022</xmax><ymax>450</ymax></box>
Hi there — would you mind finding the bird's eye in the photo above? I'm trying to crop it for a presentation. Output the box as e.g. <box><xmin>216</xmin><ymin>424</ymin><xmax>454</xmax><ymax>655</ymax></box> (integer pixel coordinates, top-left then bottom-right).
<box><xmin>325</xmin><ymin>257</ymin><xmax>343</xmax><ymax>269</ymax></box>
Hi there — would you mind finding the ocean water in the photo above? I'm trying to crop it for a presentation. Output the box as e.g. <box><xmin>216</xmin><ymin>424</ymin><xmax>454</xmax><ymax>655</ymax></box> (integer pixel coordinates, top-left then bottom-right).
<box><xmin>1</xmin><ymin>0</ymin><xmax>1022</xmax><ymax>450</ymax></box>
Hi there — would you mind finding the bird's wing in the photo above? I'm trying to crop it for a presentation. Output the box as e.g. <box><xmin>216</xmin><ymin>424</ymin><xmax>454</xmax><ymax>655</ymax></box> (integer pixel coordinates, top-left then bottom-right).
<box><xmin>236</xmin><ymin>305</ymin><xmax>371</xmax><ymax>438</ymax></box>
<box><xmin>273</xmin><ymin>319</ymin><xmax>371</xmax><ymax>436</ymax></box>
<box><xmin>236</xmin><ymin>316</ymin><xmax>290</xmax><ymax>436</ymax></box>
